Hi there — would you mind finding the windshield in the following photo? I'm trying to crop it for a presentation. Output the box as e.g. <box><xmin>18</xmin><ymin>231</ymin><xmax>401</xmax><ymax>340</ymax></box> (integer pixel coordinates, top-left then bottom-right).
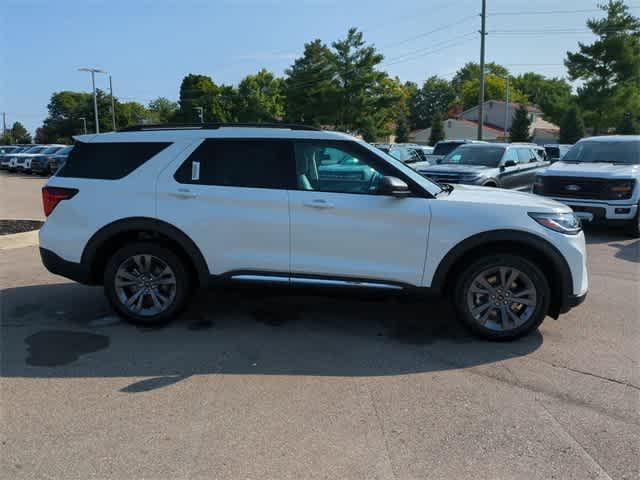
<box><xmin>57</xmin><ymin>146</ymin><xmax>73</xmax><ymax>155</ymax></box>
<box><xmin>42</xmin><ymin>146</ymin><xmax>63</xmax><ymax>154</ymax></box>
<box><xmin>442</xmin><ymin>146</ymin><xmax>505</xmax><ymax>167</ymax></box>
<box><xmin>25</xmin><ymin>146</ymin><xmax>46</xmax><ymax>153</ymax></box>
<box><xmin>563</xmin><ymin>140</ymin><xmax>640</xmax><ymax>164</ymax></box>
<box><xmin>433</xmin><ymin>142</ymin><xmax>463</xmax><ymax>156</ymax></box>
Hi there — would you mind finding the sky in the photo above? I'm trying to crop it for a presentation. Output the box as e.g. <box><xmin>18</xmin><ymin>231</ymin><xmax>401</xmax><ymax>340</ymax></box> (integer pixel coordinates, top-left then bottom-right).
<box><xmin>2</xmin><ymin>0</ymin><xmax>639</xmax><ymax>134</ymax></box>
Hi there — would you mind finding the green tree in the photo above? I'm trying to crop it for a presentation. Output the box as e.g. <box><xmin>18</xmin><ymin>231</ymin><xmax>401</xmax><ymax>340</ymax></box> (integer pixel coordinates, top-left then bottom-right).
<box><xmin>428</xmin><ymin>113</ymin><xmax>445</xmax><ymax>145</ymax></box>
<box><xmin>147</xmin><ymin>97</ymin><xmax>179</xmax><ymax>124</ymax></box>
<box><xmin>235</xmin><ymin>69</ymin><xmax>284</xmax><ymax>122</ymax></box>
<box><xmin>512</xmin><ymin>73</ymin><xmax>574</xmax><ymax>125</ymax></box>
<box><xmin>407</xmin><ymin>76</ymin><xmax>455</xmax><ymax>129</ymax></box>
<box><xmin>565</xmin><ymin>0</ymin><xmax>640</xmax><ymax>133</ymax></box>
<box><xmin>0</xmin><ymin>132</ymin><xmax>11</xmax><ymax>144</ymax></box>
<box><xmin>359</xmin><ymin>117</ymin><xmax>378</xmax><ymax>142</ymax></box>
<box><xmin>509</xmin><ymin>105</ymin><xmax>532</xmax><ymax>142</ymax></box>
<box><xmin>177</xmin><ymin>74</ymin><xmax>235</xmax><ymax>123</ymax></box>
<box><xmin>394</xmin><ymin>114</ymin><xmax>410</xmax><ymax>143</ymax></box>
<box><xmin>331</xmin><ymin>28</ymin><xmax>400</xmax><ymax>133</ymax></box>
<box><xmin>117</xmin><ymin>101</ymin><xmax>149</xmax><ymax>126</ymax></box>
<box><xmin>617</xmin><ymin>112</ymin><xmax>640</xmax><ymax>134</ymax></box>
<box><xmin>559</xmin><ymin>106</ymin><xmax>585</xmax><ymax>143</ymax></box>
<box><xmin>460</xmin><ymin>75</ymin><xmax>527</xmax><ymax>110</ymax></box>
<box><xmin>451</xmin><ymin>62</ymin><xmax>509</xmax><ymax>95</ymax></box>
<box><xmin>11</xmin><ymin>122</ymin><xmax>31</xmax><ymax>143</ymax></box>
<box><xmin>284</xmin><ymin>39</ymin><xmax>338</xmax><ymax>125</ymax></box>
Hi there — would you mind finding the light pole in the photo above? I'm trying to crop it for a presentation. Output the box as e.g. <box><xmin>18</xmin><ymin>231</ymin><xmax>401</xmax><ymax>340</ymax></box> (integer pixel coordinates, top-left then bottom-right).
<box><xmin>78</xmin><ymin>67</ymin><xmax>106</xmax><ymax>133</ymax></box>
<box><xmin>194</xmin><ymin>106</ymin><xmax>204</xmax><ymax>123</ymax></box>
<box><xmin>108</xmin><ymin>75</ymin><xmax>116</xmax><ymax>131</ymax></box>
<box><xmin>79</xmin><ymin>117</ymin><xmax>87</xmax><ymax>135</ymax></box>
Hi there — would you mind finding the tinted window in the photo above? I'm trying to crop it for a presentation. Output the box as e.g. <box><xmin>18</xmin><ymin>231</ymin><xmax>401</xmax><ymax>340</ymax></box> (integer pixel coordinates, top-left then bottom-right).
<box><xmin>42</xmin><ymin>146</ymin><xmax>63</xmax><ymax>154</ymax></box>
<box><xmin>295</xmin><ymin>141</ymin><xmax>396</xmax><ymax>195</ymax></box>
<box><xmin>442</xmin><ymin>146</ymin><xmax>506</xmax><ymax>167</ymax></box>
<box><xmin>433</xmin><ymin>142</ymin><xmax>463</xmax><ymax>156</ymax></box>
<box><xmin>58</xmin><ymin>141</ymin><xmax>171</xmax><ymax>179</ymax></box>
<box><xmin>174</xmin><ymin>139</ymin><xmax>294</xmax><ymax>189</ymax></box>
<box><xmin>563</xmin><ymin>140</ymin><xmax>640</xmax><ymax>164</ymax></box>
<box><xmin>545</xmin><ymin>146</ymin><xmax>560</xmax><ymax>158</ymax></box>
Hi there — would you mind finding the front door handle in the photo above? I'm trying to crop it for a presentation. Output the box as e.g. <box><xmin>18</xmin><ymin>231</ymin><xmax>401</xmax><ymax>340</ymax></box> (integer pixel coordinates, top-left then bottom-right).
<box><xmin>170</xmin><ymin>188</ymin><xmax>198</xmax><ymax>199</ymax></box>
<box><xmin>303</xmin><ymin>199</ymin><xmax>334</xmax><ymax>209</ymax></box>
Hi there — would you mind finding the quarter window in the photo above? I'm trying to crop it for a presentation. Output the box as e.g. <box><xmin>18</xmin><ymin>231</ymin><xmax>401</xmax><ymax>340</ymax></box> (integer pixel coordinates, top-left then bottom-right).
<box><xmin>174</xmin><ymin>139</ymin><xmax>294</xmax><ymax>189</ymax></box>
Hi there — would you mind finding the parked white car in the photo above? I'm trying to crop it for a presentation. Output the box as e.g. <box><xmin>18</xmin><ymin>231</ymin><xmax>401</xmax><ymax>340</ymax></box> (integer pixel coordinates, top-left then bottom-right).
<box><xmin>533</xmin><ymin>135</ymin><xmax>640</xmax><ymax>237</ymax></box>
<box><xmin>39</xmin><ymin>123</ymin><xmax>588</xmax><ymax>340</ymax></box>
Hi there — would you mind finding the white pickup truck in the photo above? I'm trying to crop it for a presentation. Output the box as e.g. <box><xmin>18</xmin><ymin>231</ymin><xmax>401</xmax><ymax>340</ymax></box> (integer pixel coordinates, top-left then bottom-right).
<box><xmin>533</xmin><ymin>135</ymin><xmax>640</xmax><ymax>237</ymax></box>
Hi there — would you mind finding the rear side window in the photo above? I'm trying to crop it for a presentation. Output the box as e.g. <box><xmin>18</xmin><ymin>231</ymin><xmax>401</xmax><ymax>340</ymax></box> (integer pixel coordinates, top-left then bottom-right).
<box><xmin>57</xmin><ymin>142</ymin><xmax>171</xmax><ymax>179</ymax></box>
<box><xmin>174</xmin><ymin>139</ymin><xmax>295</xmax><ymax>189</ymax></box>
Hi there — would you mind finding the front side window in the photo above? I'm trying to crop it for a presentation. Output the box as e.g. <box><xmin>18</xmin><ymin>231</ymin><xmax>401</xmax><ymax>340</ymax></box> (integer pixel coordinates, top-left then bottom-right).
<box><xmin>175</xmin><ymin>139</ymin><xmax>294</xmax><ymax>189</ymax></box>
<box><xmin>502</xmin><ymin>149</ymin><xmax>519</xmax><ymax>164</ymax></box>
<box><xmin>516</xmin><ymin>149</ymin><xmax>532</xmax><ymax>163</ymax></box>
<box><xmin>295</xmin><ymin>141</ymin><xmax>395</xmax><ymax>195</ymax></box>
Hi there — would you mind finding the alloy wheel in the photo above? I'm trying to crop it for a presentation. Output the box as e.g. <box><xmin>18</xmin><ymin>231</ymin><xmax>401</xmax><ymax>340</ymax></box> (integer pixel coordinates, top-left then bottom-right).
<box><xmin>466</xmin><ymin>266</ymin><xmax>538</xmax><ymax>332</ymax></box>
<box><xmin>114</xmin><ymin>254</ymin><xmax>177</xmax><ymax>317</ymax></box>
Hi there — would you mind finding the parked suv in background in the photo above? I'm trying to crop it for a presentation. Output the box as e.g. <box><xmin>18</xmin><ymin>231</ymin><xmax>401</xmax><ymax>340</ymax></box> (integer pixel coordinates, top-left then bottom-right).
<box><xmin>23</xmin><ymin>145</ymin><xmax>66</xmax><ymax>174</ymax></box>
<box><xmin>414</xmin><ymin>143</ymin><xmax>549</xmax><ymax>190</ymax></box>
<box><xmin>544</xmin><ymin>144</ymin><xmax>572</xmax><ymax>163</ymax></box>
<box><xmin>6</xmin><ymin>145</ymin><xmax>48</xmax><ymax>172</ymax></box>
<box><xmin>32</xmin><ymin>145</ymin><xmax>73</xmax><ymax>175</ymax></box>
<box><xmin>534</xmin><ymin>135</ymin><xmax>640</xmax><ymax>236</ymax></box>
<box><xmin>375</xmin><ymin>144</ymin><xmax>426</xmax><ymax>164</ymax></box>
<box><xmin>39</xmin><ymin>123</ymin><xmax>587</xmax><ymax>340</ymax></box>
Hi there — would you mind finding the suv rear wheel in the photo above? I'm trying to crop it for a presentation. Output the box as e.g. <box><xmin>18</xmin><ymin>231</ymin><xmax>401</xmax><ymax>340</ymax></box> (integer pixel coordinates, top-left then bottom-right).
<box><xmin>453</xmin><ymin>255</ymin><xmax>550</xmax><ymax>340</ymax></box>
<box><xmin>104</xmin><ymin>242</ymin><xmax>191</xmax><ymax>325</ymax></box>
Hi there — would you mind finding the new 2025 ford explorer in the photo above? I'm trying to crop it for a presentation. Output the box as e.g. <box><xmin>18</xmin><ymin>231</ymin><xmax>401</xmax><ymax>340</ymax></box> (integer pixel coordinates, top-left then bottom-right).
<box><xmin>39</xmin><ymin>124</ymin><xmax>588</xmax><ymax>340</ymax></box>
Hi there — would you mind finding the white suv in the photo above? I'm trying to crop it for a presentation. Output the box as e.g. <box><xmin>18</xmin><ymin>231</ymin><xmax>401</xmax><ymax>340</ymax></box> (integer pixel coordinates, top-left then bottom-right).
<box><xmin>534</xmin><ymin>136</ymin><xmax>640</xmax><ymax>237</ymax></box>
<box><xmin>39</xmin><ymin>124</ymin><xmax>588</xmax><ymax>340</ymax></box>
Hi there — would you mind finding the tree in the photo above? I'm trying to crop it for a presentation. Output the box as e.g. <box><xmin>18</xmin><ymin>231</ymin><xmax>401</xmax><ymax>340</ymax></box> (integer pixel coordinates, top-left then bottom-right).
<box><xmin>284</xmin><ymin>39</ymin><xmax>338</xmax><ymax>125</ymax></box>
<box><xmin>451</xmin><ymin>62</ymin><xmax>509</xmax><ymax>95</ymax></box>
<box><xmin>394</xmin><ymin>114</ymin><xmax>410</xmax><ymax>143</ymax></box>
<box><xmin>235</xmin><ymin>69</ymin><xmax>284</xmax><ymax>122</ymax></box>
<box><xmin>617</xmin><ymin>112</ymin><xmax>640</xmax><ymax>134</ymax></box>
<box><xmin>559</xmin><ymin>106</ymin><xmax>585</xmax><ymax>143</ymax></box>
<box><xmin>177</xmin><ymin>74</ymin><xmax>235</xmax><ymax>123</ymax></box>
<box><xmin>512</xmin><ymin>73</ymin><xmax>574</xmax><ymax>125</ymax></box>
<box><xmin>0</xmin><ymin>132</ymin><xmax>11</xmax><ymax>144</ymax></box>
<box><xmin>11</xmin><ymin>122</ymin><xmax>31</xmax><ymax>143</ymax></box>
<box><xmin>460</xmin><ymin>75</ymin><xmax>527</xmax><ymax>110</ymax></box>
<box><xmin>117</xmin><ymin>101</ymin><xmax>149</xmax><ymax>126</ymax></box>
<box><xmin>509</xmin><ymin>105</ymin><xmax>532</xmax><ymax>142</ymax></box>
<box><xmin>147</xmin><ymin>97</ymin><xmax>179</xmax><ymax>124</ymax></box>
<box><xmin>565</xmin><ymin>0</ymin><xmax>640</xmax><ymax>133</ymax></box>
<box><xmin>407</xmin><ymin>76</ymin><xmax>455</xmax><ymax>129</ymax></box>
<box><xmin>359</xmin><ymin>117</ymin><xmax>378</xmax><ymax>142</ymax></box>
<box><xmin>428</xmin><ymin>113</ymin><xmax>445</xmax><ymax>145</ymax></box>
<box><xmin>331</xmin><ymin>28</ymin><xmax>400</xmax><ymax>133</ymax></box>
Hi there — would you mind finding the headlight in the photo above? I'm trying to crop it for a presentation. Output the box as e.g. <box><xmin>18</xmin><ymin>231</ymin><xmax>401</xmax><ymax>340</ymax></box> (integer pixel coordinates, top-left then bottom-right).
<box><xmin>609</xmin><ymin>180</ymin><xmax>635</xmax><ymax>200</ymax></box>
<box><xmin>529</xmin><ymin>212</ymin><xmax>582</xmax><ymax>235</ymax></box>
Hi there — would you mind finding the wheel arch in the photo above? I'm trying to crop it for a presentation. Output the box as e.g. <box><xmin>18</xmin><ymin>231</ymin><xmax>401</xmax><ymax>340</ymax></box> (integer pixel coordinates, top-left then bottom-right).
<box><xmin>81</xmin><ymin>217</ymin><xmax>209</xmax><ymax>287</ymax></box>
<box><xmin>430</xmin><ymin>230</ymin><xmax>573</xmax><ymax>318</ymax></box>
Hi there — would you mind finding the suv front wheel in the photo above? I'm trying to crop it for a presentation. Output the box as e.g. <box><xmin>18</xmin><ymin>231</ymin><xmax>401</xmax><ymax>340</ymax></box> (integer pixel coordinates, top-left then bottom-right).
<box><xmin>104</xmin><ymin>242</ymin><xmax>191</xmax><ymax>325</ymax></box>
<box><xmin>453</xmin><ymin>255</ymin><xmax>550</xmax><ymax>340</ymax></box>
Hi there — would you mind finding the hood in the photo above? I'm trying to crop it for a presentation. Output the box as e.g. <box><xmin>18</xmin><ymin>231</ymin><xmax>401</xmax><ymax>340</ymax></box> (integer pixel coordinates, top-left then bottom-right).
<box><xmin>418</xmin><ymin>163</ymin><xmax>491</xmax><ymax>173</ymax></box>
<box><xmin>444</xmin><ymin>184</ymin><xmax>569</xmax><ymax>212</ymax></box>
<box><xmin>541</xmin><ymin>161</ymin><xmax>639</xmax><ymax>179</ymax></box>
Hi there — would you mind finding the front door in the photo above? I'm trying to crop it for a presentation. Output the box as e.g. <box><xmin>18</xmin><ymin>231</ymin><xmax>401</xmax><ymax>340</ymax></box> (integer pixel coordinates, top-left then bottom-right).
<box><xmin>289</xmin><ymin>141</ymin><xmax>430</xmax><ymax>287</ymax></box>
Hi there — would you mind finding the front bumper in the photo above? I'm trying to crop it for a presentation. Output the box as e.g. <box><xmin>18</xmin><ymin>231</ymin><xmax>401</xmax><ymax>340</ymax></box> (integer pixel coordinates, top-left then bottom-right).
<box><xmin>559</xmin><ymin>291</ymin><xmax>588</xmax><ymax>314</ymax></box>
<box><xmin>40</xmin><ymin>247</ymin><xmax>92</xmax><ymax>284</ymax></box>
<box><xmin>547</xmin><ymin>197</ymin><xmax>638</xmax><ymax>221</ymax></box>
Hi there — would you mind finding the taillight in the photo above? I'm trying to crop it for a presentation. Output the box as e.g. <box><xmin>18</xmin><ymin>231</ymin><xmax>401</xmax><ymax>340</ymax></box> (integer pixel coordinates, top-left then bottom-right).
<box><xmin>42</xmin><ymin>187</ymin><xmax>78</xmax><ymax>217</ymax></box>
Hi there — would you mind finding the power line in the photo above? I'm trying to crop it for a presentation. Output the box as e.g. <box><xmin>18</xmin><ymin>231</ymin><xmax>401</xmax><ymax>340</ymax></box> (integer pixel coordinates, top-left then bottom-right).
<box><xmin>381</xmin><ymin>15</ymin><xmax>477</xmax><ymax>49</ymax></box>
<box><xmin>488</xmin><ymin>6</ymin><xmax>640</xmax><ymax>16</ymax></box>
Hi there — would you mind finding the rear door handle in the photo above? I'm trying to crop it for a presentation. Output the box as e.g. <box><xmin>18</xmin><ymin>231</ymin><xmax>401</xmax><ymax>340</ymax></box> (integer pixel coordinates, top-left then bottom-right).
<box><xmin>170</xmin><ymin>188</ymin><xmax>198</xmax><ymax>199</ymax></box>
<box><xmin>303</xmin><ymin>199</ymin><xmax>334</xmax><ymax>209</ymax></box>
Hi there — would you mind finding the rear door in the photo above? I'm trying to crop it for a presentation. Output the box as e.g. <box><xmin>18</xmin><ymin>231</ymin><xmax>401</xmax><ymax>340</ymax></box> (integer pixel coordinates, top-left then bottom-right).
<box><xmin>289</xmin><ymin>140</ymin><xmax>430</xmax><ymax>286</ymax></box>
<box><xmin>157</xmin><ymin>139</ymin><xmax>294</xmax><ymax>276</ymax></box>
<box><xmin>516</xmin><ymin>148</ymin><xmax>545</xmax><ymax>189</ymax></box>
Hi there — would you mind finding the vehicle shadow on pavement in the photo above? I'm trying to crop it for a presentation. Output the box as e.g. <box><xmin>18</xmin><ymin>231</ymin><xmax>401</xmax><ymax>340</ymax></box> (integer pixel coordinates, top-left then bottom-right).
<box><xmin>583</xmin><ymin>225</ymin><xmax>632</xmax><ymax>244</ymax></box>
<box><xmin>1</xmin><ymin>282</ymin><xmax>543</xmax><ymax>392</ymax></box>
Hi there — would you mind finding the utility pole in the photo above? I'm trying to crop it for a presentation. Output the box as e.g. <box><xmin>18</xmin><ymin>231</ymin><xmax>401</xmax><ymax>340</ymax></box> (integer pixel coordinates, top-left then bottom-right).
<box><xmin>78</xmin><ymin>67</ymin><xmax>106</xmax><ymax>134</ymax></box>
<box><xmin>2</xmin><ymin>112</ymin><xmax>6</xmax><ymax>138</ymax></box>
<box><xmin>109</xmin><ymin>75</ymin><xmax>116</xmax><ymax>131</ymax></box>
<box><xmin>504</xmin><ymin>77</ymin><xmax>509</xmax><ymax>140</ymax></box>
<box><xmin>477</xmin><ymin>0</ymin><xmax>487</xmax><ymax>140</ymax></box>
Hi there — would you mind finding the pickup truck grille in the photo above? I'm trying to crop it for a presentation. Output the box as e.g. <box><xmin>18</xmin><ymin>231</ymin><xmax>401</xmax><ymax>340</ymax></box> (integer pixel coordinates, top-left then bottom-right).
<box><xmin>538</xmin><ymin>176</ymin><xmax>633</xmax><ymax>200</ymax></box>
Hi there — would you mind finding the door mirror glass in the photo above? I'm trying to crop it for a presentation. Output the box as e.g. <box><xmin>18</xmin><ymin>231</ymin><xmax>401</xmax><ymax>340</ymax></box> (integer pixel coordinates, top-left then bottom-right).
<box><xmin>503</xmin><ymin>160</ymin><xmax>517</xmax><ymax>168</ymax></box>
<box><xmin>377</xmin><ymin>176</ymin><xmax>411</xmax><ymax>197</ymax></box>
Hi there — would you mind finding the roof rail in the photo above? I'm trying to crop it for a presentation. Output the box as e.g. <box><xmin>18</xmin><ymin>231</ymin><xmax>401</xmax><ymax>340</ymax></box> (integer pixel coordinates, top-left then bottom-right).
<box><xmin>118</xmin><ymin>122</ymin><xmax>321</xmax><ymax>132</ymax></box>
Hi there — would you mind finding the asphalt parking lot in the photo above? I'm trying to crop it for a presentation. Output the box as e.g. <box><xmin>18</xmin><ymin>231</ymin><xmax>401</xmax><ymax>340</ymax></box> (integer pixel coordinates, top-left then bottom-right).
<box><xmin>0</xmin><ymin>171</ymin><xmax>638</xmax><ymax>480</ymax></box>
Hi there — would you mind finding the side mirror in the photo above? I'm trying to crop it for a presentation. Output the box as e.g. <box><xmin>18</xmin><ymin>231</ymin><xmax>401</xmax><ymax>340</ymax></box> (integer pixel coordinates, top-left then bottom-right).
<box><xmin>503</xmin><ymin>160</ymin><xmax>517</xmax><ymax>168</ymax></box>
<box><xmin>378</xmin><ymin>176</ymin><xmax>411</xmax><ymax>198</ymax></box>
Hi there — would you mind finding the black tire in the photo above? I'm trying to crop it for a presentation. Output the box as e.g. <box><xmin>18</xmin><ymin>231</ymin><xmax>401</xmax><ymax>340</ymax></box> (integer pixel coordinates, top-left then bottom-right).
<box><xmin>104</xmin><ymin>242</ymin><xmax>191</xmax><ymax>326</ymax></box>
<box><xmin>626</xmin><ymin>209</ymin><xmax>640</xmax><ymax>238</ymax></box>
<box><xmin>453</xmin><ymin>254</ymin><xmax>550</xmax><ymax>341</ymax></box>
